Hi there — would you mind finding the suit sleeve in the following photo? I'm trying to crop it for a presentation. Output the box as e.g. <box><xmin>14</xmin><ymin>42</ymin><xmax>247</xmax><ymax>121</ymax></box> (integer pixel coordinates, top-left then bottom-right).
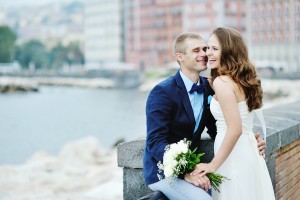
<box><xmin>205</xmin><ymin>78</ymin><xmax>217</xmax><ymax>140</ymax></box>
<box><xmin>146</xmin><ymin>85</ymin><xmax>172</xmax><ymax>163</ymax></box>
<box><xmin>206</xmin><ymin>109</ymin><xmax>217</xmax><ymax>140</ymax></box>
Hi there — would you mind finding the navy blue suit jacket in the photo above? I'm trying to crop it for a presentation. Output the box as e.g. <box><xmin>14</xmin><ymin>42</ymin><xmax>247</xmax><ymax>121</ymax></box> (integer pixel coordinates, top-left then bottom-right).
<box><xmin>143</xmin><ymin>70</ymin><xmax>217</xmax><ymax>185</ymax></box>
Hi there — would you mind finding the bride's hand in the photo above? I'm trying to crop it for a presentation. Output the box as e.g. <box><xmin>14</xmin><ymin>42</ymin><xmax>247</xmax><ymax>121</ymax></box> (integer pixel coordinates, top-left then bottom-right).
<box><xmin>191</xmin><ymin>163</ymin><xmax>216</xmax><ymax>177</ymax></box>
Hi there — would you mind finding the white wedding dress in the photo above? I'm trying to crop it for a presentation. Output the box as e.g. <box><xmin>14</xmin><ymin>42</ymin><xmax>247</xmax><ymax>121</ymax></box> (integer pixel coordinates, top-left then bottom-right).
<box><xmin>210</xmin><ymin>98</ymin><xmax>275</xmax><ymax>200</ymax></box>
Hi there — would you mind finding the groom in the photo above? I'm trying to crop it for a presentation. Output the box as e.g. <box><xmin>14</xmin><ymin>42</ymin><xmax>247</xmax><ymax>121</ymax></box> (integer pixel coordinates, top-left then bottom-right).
<box><xmin>143</xmin><ymin>32</ymin><xmax>266</xmax><ymax>199</ymax></box>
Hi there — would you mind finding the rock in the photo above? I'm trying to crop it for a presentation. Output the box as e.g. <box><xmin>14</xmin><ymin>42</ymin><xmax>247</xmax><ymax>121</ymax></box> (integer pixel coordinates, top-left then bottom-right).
<box><xmin>58</xmin><ymin>136</ymin><xmax>108</xmax><ymax>165</ymax></box>
<box><xmin>0</xmin><ymin>137</ymin><xmax>122</xmax><ymax>200</ymax></box>
<box><xmin>0</xmin><ymin>77</ymin><xmax>39</xmax><ymax>93</ymax></box>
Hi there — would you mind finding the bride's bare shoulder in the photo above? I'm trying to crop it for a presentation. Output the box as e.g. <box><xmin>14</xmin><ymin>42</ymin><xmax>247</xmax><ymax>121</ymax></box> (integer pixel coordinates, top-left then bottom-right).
<box><xmin>213</xmin><ymin>75</ymin><xmax>234</xmax><ymax>88</ymax></box>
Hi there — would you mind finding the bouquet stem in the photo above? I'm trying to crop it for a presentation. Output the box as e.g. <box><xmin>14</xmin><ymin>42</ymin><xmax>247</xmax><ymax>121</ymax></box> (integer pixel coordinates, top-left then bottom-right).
<box><xmin>207</xmin><ymin>173</ymin><xmax>230</xmax><ymax>193</ymax></box>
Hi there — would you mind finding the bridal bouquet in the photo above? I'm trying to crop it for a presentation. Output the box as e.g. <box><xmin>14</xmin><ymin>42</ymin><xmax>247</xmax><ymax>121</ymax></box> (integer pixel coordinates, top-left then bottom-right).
<box><xmin>157</xmin><ymin>139</ymin><xmax>228</xmax><ymax>192</ymax></box>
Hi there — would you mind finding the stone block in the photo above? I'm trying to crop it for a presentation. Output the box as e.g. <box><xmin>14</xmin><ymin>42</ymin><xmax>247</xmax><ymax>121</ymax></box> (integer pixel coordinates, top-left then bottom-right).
<box><xmin>280</xmin><ymin>124</ymin><xmax>299</xmax><ymax>147</ymax></box>
<box><xmin>118</xmin><ymin>139</ymin><xmax>145</xmax><ymax>168</ymax></box>
<box><xmin>123</xmin><ymin>168</ymin><xmax>152</xmax><ymax>200</ymax></box>
<box><xmin>266</xmin><ymin>154</ymin><xmax>276</xmax><ymax>188</ymax></box>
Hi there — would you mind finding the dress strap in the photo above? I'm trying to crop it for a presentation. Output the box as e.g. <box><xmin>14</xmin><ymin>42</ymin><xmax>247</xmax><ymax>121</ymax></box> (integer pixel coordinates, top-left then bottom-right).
<box><xmin>254</xmin><ymin>109</ymin><xmax>267</xmax><ymax>144</ymax></box>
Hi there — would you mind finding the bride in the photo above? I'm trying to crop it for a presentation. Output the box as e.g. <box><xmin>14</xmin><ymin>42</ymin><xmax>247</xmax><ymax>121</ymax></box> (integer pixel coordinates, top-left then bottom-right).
<box><xmin>191</xmin><ymin>27</ymin><xmax>275</xmax><ymax>199</ymax></box>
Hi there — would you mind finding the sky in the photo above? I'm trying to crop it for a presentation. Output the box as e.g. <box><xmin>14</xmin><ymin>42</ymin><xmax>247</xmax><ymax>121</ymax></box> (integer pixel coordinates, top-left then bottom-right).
<box><xmin>0</xmin><ymin>0</ymin><xmax>70</xmax><ymax>7</ymax></box>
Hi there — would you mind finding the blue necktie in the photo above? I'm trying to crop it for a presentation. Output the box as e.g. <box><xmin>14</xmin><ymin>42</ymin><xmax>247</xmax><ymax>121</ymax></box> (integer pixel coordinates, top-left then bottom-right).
<box><xmin>189</xmin><ymin>83</ymin><xmax>205</xmax><ymax>94</ymax></box>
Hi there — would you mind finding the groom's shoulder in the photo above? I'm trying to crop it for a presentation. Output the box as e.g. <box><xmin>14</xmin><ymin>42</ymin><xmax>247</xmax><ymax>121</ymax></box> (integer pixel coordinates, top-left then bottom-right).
<box><xmin>151</xmin><ymin>75</ymin><xmax>176</xmax><ymax>92</ymax></box>
<box><xmin>159</xmin><ymin>75</ymin><xmax>176</xmax><ymax>87</ymax></box>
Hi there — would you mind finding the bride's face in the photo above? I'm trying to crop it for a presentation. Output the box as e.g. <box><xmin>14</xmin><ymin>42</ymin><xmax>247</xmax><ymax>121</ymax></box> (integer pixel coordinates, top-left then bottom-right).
<box><xmin>206</xmin><ymin>34</ymin><xmax>221</xmax><ymax>69</ymax></box>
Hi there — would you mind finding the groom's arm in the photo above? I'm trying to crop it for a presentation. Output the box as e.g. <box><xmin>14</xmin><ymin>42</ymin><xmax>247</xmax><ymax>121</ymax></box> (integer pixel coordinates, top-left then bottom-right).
<box><xmin>205</xmin><ymin>110</ymin><xmax>217</xmax><ymax>140</ymax></box>
<box><xmin>255</xmin><ymin>132</ymin><xmax>266</xmax><ymax>157</ymax></box>
<box><xmin>204</xmin><ymin>76</ymin><xmax>217</xmax><ymax>140</ymax></box>
<box><xmin>146</xmin><ymin>85</ymin><xmax>172</xmax><ymax>163</ymax></box>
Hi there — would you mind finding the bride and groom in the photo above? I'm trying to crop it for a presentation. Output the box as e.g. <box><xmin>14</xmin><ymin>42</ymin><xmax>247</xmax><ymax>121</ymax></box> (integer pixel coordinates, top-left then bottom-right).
<box><xmin>143</xmin><ymin>27</ymin><xmax>275</xmax><ymax>199</ymax></box>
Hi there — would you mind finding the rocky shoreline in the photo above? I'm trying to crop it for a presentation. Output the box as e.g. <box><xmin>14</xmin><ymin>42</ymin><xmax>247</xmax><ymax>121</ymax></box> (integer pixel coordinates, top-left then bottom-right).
<box><xmin>0</xmin><ymin>76</ymin><xmax>115</xmax><ymax>93</ymax></box>
<box><xmin>0</xmin><ymin>137</ymin><xmax>122</xmax><ymax>200</ymax></box>
<box><xmin>2</xmin><ymin>75</ymin><xmax>300</xmax><ymax>105</ymax></box>
<box><xmin>0</xmin><ymin>77</ymin><xmax>39</xmax><ymax>93</ymax></box>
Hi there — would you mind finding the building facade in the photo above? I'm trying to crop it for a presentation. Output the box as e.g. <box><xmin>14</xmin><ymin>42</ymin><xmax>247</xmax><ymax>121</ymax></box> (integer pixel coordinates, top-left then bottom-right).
<box><xmin>125</xmin><ymin>0</ymin><xmax>246</xmax><ymax>69</ymax></box>
<box><xmin>84</xmin><ymin>0</ymin><xmax>247</xmax><ymax>69</ymax></box>
<box><xmin>125</xmin><ymin>0</ymin><xmax>184</xmax><ymax>69</ymax></box>
<box><xmin>246</xmin><ymin>0</ymin><xmax>300</xmax><ymax>72</ymax></box>
<box><xmin>183</xmin><ymin>0</ymin><xmax>245</xmax><ymax>40</ymax></box>
<box><xmin>84</xmin><ymin>0</ymin><xmax>124</xmax><ymax>67</ymax></box>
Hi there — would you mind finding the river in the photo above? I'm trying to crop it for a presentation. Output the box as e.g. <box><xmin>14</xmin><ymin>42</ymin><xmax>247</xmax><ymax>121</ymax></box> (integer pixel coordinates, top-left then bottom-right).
<box><xmin>1</xmin><ymin>78</ymin><xmax>300</xmax><ymax>164</ymax></box>
<box><xmin>0</xmin><ymin>86</ymin><xmax>148</xmax><ymax>164</ymax></box>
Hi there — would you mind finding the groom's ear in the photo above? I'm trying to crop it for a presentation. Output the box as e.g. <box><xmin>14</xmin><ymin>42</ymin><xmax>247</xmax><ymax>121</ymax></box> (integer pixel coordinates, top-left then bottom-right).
<box><xmin>176</xmin><ymin>52</ymin><xmax>184</xmax><ymax>63</ymax></box>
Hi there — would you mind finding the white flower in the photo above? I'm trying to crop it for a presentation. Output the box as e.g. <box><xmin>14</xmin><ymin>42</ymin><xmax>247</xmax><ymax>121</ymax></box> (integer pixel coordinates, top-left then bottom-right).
<box><xmin>177</xmin><ymin>139</ymin><xmax>188</xmax><ymax>154</ymax></box>
<box><xmin>164</xmin><ymin>165</ymin><xmax>174</xmax><ymax>177</ymax></box>
<box><xmin>157</xmin><ymin>138</ymin><xmax>229</xmax><ymax>190</ymax></box>
<box><xmin>159</xmin><ymin>139</ymin><xmax>191</xmax><ymax>179</ymax></box>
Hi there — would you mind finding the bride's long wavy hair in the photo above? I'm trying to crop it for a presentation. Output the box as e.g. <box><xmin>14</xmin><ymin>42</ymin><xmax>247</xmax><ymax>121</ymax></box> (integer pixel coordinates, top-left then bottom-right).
<box><xmin>210</xmin><ymin>27</ymin><xmax>263</xmax><ymax>111</ymax></box>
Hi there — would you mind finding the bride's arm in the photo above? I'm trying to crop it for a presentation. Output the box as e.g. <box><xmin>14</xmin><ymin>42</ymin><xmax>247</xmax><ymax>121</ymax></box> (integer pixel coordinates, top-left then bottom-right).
<box><xmin>192</xmin><ymin>76</ymin><xmax>242</xmax><ymax>175</ymax></box>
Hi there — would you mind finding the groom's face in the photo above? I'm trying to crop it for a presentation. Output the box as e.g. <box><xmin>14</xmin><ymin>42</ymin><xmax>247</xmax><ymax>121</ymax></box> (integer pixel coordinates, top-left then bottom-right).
<box><xmin>180</xmin><ymin>38</ymin><xmax>208</xmax><ymax>73</ymax></box>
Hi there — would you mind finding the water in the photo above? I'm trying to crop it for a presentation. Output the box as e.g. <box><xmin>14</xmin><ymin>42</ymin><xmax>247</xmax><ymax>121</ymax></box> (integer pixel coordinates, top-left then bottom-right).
<box><xmin>2</xmin><ymin>79</ymin><xmax>300</xmax><ymax>164</ymax></box>
<box><xmin>0</xmin><ymin>86</ymin><xmax>149</xmax><ymax>164</ymax></box>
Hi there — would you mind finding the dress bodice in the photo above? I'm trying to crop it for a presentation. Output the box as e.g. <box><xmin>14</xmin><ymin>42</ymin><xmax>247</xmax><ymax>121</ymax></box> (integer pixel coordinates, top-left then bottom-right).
<box><xmin>210</xmin><ymin>98</ymin><xmax>254</xmax><ymax>134</ymax></box>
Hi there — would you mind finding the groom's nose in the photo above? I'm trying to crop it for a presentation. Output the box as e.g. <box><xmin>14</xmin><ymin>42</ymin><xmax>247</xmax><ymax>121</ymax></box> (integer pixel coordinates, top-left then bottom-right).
<box><xmin>199</xmin><ymin>49</ymin><xmax>206</xmax><ymax>57</ymax></box>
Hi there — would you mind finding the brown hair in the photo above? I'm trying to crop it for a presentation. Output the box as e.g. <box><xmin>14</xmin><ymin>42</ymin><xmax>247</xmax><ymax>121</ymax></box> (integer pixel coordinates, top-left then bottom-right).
<box><xmin>210</xmin><ymin>27</ymin><xmax>263</xmax><ymax>111</ymax></box>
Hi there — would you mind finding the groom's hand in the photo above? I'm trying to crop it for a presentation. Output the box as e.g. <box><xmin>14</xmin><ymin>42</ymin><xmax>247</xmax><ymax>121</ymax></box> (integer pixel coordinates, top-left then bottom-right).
<box><xmin>255</xmin><ymin>132</ymin><xmax>266</xmax><ymax>158</ymax></box>
<box><xmin>184</xmin><ymin>173</ymin><xmax>211</xmax><ymax>192</ymax></box>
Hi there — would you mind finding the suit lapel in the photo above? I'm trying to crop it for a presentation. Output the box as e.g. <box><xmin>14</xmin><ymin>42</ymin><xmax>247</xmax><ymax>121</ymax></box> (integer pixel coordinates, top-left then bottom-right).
<box><xmin>175</xmin><ymin>71</ymin><xmax>196</xmax><ymax>125</ymax></box>
<box><xmin>193</xmin><ymin>76</ymin><xmax>208</xmax><ymax>138</ymax></box>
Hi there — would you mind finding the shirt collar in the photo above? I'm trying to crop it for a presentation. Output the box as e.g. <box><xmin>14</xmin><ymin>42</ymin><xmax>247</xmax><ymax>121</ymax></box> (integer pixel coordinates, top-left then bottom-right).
<box><xmin>179</xmin><ymin>70</ymin><xmax>200</xmax><ymax>93</ymax></box>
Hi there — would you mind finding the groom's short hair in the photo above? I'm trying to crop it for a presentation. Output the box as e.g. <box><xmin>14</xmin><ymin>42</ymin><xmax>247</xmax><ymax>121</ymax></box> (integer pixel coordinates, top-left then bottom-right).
<box><xmin>173</xmin><ymin>32</ymin><xmax>204</xmax><ymax>55</ymax></box>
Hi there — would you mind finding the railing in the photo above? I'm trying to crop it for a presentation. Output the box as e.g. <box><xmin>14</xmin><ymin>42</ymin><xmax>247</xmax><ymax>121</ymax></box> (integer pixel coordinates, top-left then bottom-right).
<box><xmin>118</xmin><ymin>100</ymin><xmax>300</xmax><ymax>200</ymax></box>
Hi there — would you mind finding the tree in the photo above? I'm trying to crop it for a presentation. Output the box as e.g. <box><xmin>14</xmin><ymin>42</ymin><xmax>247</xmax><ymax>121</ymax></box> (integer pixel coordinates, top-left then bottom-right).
<box><xmin>15</xmin><ymin>40</ymin><xmax>49</xmax><ymax>69</ymax></box>
<box><xmin>15</xmin><ymin>40</ymin><xmax>85</xmax><ymax>70</ymax></box>
<box><xmin>48</xmin><ymin>43</ymin><xmax>67</xmax><ymax>68</ymax></box>
<box><xmin>49</xmin><ymin>41</ymin><xmax>84</xmax><ymax>68</ymax></box>
<box><xmin>0</xmin><ymin>26</ymin><xmax>17</xmax><ymax>63</ymax></box>
<box><xmin>66</xmin><ymin>41</ymin><xmax>84</xmax><ymax>66</ymax></box>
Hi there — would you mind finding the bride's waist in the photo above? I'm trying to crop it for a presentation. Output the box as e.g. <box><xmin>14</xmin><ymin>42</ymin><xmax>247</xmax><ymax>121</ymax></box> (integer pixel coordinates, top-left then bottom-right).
<box><xmin>216</xmin><ymin>129</ymin><xmax>257</xmax><ymax>145</ymax></box>
<box><xmin>217</xmin><ymin>127</ymin><xmax>253</xmax><ymax>134</ymax></box>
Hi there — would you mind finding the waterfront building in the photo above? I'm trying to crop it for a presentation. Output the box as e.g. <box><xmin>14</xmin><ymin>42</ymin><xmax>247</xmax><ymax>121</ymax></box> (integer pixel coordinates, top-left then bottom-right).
<box><xmin>85</xmin><ymin>0</ymin><xmax>247</xmax><ymax>69</ymax></box>
<box><xmin>125</xmin><ymin>0</ymin><xmax>246</xmax><ymax>69</ymax></box>
<box><xmin>84</xmin><ymin>0</ymin><xmax>125</xmax><ymax>67</ymax></box>
<box><xmin>246</xmin><ymin>0</ymin><xmax>300</xmax><ymax>72</ymax></box>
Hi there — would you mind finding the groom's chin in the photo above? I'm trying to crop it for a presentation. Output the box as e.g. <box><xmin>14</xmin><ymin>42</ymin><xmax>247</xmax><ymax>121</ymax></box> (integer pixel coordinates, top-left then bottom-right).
<box><xmin>203</xmin><ymin>66</ymin><xmax>208</xmax><ymax>70</ymax></box>
<box><xmin>200</xmin><ymin>67</ymin><xmax>210</xmax><ymax>76</ymax></box>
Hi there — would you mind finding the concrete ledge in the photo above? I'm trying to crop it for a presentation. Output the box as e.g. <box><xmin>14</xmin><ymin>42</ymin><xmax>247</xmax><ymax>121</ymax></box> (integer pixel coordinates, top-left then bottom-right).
<box><xmin>118</xmin><ymin>100</ymin><xmax>300</xmax><ymax>200</ymax></box>
<box><xmin>118</xmin><ymin>139</ymin><xmax>145</xmax><ymax>169</ymax></box>
<box><xmin>123</xmin><ymin>168</ymin><xmax>152</xmax><ymax>200</ymax></box>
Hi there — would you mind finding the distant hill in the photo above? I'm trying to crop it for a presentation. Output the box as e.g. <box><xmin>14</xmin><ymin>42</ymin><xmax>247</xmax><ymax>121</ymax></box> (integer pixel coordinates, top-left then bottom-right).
<box><xmin>63</xmin><ymin>1</ymin><xmax>83</xmax><ymax>13</ymax></box>
<box><xmin>0</xmin><ymin>0</ymin><xmax>84</xmax><ymax>46</ymax></box>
